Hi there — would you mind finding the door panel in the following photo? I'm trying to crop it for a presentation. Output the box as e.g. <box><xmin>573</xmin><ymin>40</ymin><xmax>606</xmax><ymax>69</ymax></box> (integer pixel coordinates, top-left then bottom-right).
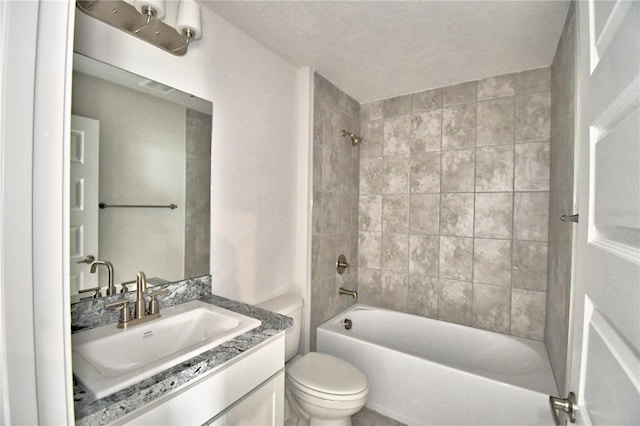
<box><xmin>581</xmin><ymin>299</ymin><xmax>640</xmax><ymax>424</ymax></box>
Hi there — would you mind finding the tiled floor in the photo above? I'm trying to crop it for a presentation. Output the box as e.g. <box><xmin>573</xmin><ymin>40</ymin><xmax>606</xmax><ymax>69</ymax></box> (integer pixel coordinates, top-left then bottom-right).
<box><xmin>353</xmin><ymin>407</ymin><xmax>407</xmax><ymax>426</ymax></box>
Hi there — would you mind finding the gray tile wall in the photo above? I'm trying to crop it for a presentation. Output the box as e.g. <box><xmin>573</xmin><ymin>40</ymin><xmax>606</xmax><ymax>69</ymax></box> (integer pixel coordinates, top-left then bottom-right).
<box><xmin>311</xmin><ymin>73</ymin><xmax>360</xmax><ymax>349</ymax></box>
<box><xmin>546</xmin><ymin>2</ymin><xmax>576</xmax><ymax>393</ymax></box>
<box><xmin>358</xmin><ymin>68</ymin><xmax>551</xmax><ymax>340</ymax></box>
<box><xmin>185</xmin><ymin>109</ymin><xmax>212</xmax><ymax>277</ymax></box>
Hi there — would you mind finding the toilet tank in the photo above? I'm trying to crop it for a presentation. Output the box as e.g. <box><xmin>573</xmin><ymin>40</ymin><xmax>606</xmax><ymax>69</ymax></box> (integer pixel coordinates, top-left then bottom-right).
<box><xmin>257</xmin><ymin>293</ymin><xmax>303</xmax><ymax>362</ymax></box>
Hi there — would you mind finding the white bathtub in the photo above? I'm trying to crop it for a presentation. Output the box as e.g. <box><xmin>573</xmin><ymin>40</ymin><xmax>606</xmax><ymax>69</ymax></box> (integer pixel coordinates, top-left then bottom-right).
<box><xmin>317</xmin><ymin>304</ymin><xmax>558</xmax><ymax>426</ymax></box>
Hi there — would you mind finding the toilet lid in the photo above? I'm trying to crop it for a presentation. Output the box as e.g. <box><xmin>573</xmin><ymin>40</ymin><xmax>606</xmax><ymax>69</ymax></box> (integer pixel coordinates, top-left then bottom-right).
<box><xmin>287</xmin><ymin>352</ymin><xmax>368</xmax><ymax>396</ymax></box>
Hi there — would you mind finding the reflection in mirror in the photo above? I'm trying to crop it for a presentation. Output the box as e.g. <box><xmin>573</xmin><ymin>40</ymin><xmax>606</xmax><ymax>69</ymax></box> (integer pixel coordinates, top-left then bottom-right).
<box><xmin>70</xmin><ymin>53</ymin><xmax>212</xmax><ymax>302</ymax></box>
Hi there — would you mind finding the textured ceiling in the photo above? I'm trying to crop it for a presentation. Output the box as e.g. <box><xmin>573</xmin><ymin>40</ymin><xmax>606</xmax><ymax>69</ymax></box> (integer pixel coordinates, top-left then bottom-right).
<box><xmin>203</xmin><ymin>1</ymin><xmax>570</xmax><ymax>103</ymax></box>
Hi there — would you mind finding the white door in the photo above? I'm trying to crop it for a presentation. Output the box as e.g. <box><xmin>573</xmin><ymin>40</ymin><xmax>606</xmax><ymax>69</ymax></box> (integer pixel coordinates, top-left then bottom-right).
<box><xmin>561</xmin><ymin>1</ymin><xmax>640</xmax><ymax>425</ymax></box>
<box><xmin>70</xmin><ymin>115</ymin><xmax>100</xmax><ymax>294</ymax></box>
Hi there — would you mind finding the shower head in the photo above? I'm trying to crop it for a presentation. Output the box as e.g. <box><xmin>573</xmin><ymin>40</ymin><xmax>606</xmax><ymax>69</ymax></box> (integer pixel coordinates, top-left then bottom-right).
<box><xmin>341</xmin><ymin>129</ymin><xmax>363</xmax><ymax>146</ymax></box>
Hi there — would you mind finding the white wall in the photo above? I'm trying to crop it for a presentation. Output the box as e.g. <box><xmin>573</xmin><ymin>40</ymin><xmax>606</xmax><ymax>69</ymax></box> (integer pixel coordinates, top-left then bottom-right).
<box><xmin>74</xmin><ymin>5</ymin><xmax>304</xmax><ymax>304</ymax></box>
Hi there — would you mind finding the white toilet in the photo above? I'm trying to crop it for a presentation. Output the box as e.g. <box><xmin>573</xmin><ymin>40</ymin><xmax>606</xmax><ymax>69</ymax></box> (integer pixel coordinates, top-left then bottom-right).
<box><xmin>258</xmin><ymin>293</ymin><xmax>369</xmax><ymax>426</ymax></box>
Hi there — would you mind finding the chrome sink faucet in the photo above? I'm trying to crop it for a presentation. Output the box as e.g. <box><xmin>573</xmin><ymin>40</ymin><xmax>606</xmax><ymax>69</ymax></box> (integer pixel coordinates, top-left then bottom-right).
<box><xmin>90</xmin><ymin>260</ymin><xmax>116</xmax><ymax>296</ymax></box>
<box><xmin>105</xmin><ymin>270</ymin><xmax>170</xmax><ymax>329</ymax></box>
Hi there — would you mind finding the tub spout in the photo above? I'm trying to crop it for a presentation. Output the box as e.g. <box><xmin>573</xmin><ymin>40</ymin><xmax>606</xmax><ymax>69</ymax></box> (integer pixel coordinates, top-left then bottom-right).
<box><xmin>339</xmin><ymin>287</ymin><xmax>358</xmax><ymax>300</ymax></box>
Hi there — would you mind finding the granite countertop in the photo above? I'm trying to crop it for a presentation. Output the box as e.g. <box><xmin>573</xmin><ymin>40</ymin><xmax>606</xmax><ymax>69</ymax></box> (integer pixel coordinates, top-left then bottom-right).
<box><xmin>73</xmin><ymin>292</ymin><xmax>292</xmax><ymax>426</ymax></box>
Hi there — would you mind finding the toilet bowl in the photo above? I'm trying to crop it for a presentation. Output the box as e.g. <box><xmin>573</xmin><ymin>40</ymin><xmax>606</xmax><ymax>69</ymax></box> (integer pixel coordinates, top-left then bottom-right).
<box><xmin>287</xmin><ymin>352</ymin><xmax>369</xmax><ymax>426</ymax></box>
<box><xmin>258</xmin><ymin>294</ymin><xmax>369</xmax><ymax>426</ymax></box>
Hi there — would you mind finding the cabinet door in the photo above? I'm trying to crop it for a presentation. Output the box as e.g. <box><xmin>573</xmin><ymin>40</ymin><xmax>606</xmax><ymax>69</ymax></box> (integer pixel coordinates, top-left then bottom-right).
<box><xmin>207</xmin><ymin>371</ymin><xmax>285</xmax><ymax>426</ymax></box>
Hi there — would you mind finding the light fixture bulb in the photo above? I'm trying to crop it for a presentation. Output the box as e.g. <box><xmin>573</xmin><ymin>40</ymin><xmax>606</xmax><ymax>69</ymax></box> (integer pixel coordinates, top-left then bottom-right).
<box><xmin>176</xmin><ymin>0</ymin><xmax>202</xmax><ymax>41</ymax></box>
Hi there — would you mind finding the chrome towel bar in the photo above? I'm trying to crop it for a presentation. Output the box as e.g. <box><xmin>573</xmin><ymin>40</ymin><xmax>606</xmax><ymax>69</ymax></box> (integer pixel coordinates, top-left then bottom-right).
<box><xmin>99</xmin><ymin>202</ymin><xmax>178</xmax><ymax>210</ymax></box>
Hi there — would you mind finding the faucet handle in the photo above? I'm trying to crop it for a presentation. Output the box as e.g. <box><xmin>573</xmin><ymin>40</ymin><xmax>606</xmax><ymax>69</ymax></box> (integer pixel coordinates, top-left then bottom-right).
<box><xmin>104</xmin><ymin>299</ymin><xmax>132</xmax><ymax>327</ymax></box>
<box><xmin>120</xmin><ymin>279</ymin><xmax>136</xmax><ymax>294</ymax></box>
<box><xmin>78</xmin><ymin>286</ymin><xmax>102</xmax><ymax>299</ymax></box>
<box><xmin>148</xmin><ymin>289</ymin><xmax>170</xmax><ymax>315</ymax></box>
<box><xmin>76</xmin><ymin>255</ymin><xmax>95</xmax><ymax>264</ymax></box>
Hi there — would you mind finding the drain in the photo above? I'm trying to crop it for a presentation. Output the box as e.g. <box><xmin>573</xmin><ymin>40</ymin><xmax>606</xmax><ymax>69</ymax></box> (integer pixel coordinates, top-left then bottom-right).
<box><xmin>343</xmin><ymin>318</ymin><xmax>352</xmax><ymax>330</ymax></box>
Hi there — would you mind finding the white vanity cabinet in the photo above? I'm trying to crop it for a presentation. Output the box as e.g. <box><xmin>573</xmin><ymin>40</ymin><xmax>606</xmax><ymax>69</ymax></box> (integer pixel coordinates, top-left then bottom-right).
<box><xmin>114</xmin><ymin>333</ymin><xmax>285</xmax><ymax>426</ymax></box>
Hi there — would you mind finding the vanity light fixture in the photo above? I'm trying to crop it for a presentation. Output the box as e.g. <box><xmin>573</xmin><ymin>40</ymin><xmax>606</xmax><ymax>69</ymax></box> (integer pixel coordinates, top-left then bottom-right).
<box><xmin>76</xmin><ymin>0</ymin><xmax>202</xmax><ymax>56</ymax></box>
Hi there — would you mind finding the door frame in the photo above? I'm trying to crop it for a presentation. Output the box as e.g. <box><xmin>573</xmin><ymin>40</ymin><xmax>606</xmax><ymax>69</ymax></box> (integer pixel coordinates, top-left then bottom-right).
<box><xmin>31</xmin><ymin>1</ymin><xmax>76</xmax><ymax>422</ymax></box>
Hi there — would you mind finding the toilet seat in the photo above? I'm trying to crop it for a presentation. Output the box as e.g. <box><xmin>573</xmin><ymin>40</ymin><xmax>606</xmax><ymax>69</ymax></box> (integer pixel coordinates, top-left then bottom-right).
<box><xmin>286</xmin><ymin>352</ymin><xmax>369</xmax><ymax>402</ymax></box>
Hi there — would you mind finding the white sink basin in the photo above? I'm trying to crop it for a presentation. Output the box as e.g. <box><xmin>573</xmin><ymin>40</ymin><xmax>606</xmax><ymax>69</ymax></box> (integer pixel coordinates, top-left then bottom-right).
<box><xmin>72</xmin><ymin>299</ymin><xmax>261</xmax><ymax>399</ymax></box>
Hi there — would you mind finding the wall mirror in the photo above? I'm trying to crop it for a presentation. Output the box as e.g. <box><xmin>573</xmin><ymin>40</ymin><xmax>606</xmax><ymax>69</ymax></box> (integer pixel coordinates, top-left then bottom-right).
<box><xmin>70</xmin><ymin>53</ymin><xmax>212</xmax><ymax>302</ymax></box>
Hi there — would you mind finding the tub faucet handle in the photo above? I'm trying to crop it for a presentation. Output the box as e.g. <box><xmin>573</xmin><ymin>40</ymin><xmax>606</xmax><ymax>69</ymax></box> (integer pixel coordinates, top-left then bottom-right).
<box><xmin>336</xmin><ymin>254</ymin><xmax>350</xmax><ymax>274</ymax></box>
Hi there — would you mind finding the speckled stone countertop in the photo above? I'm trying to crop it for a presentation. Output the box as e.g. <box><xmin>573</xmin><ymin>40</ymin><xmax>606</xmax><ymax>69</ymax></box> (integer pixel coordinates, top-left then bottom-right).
<box><xmin>72</xmin><ymin>278</ymin><xmax>292</xmax><ymax>426</ymax></box>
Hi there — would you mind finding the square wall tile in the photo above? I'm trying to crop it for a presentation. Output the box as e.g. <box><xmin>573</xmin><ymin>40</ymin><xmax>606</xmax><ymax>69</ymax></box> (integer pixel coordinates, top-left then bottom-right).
<box><xmin>358</xmin><ymin>267</ymin><xmax>381</xmax><ymax>306</ymax></box>
<box><xmin>384</xmin><ymin>115</ymin><xmax>411</xmax><ymax>156</ymax></box>
<box><xmin>409</xmin><ymin>234</ymin><xmax>439</xmax><ymax>276</ymax></box>
<box><xmin>516</xmin><ymin>92</ymin><xmax>551</xmax><ymax>143</ymax></box>
<box><xmin>478</xmin><ymin>73</ymin><xmax>516</xmax><ymax>100</ymax></box>
<box><xmin>382</xmin><ymin>155</ymin><xmax>411</xmax><ymax>194</ymax></box>
<box><xmin>511</xmin><ymin>289</ymin><xmax>546</xmax><ymax>340</ymax></box>
<box><xmin>409</xmin><ymin>194</ymin><xmax>440</xmax><ymax>235</ymax></box>
<box><xmin>473</xmin><ymin>238</ymin><xmax>512</xmax><ymax>286</ymax></box>
<box><xmin>359</xmin><ymin>195</ymin><xmax>382</xmax><ymax>232</ymax></box>
<box><xmin>360</xmin><ymin>157</ymin><xmax>383</xmax><ymax>195</ymax></box>
<box><xmin>439</xmin><ymin>236</ymin><xmax>473</xmax><ymax>281</ymax></box>
<box><xmin>317</xmin><ymin>233</ymin><xmax>338</xmax><ymax>280</ymax></box>
<box><xmin>383</xmin><ymin>155</ymin><xmax>410</xmax><ymax>194</ymax></box>
<box><xmin>514</xmin><ymin>192</ymin><xmax>549</xmax><ymax>241</ymax></box>
<box><xmin>410</xmin><ymin>152</ymin><xmax>441</xmax><ymax>193</ymax></box>
<box><xmin>381</xmin><ymin>271</ymin><xmax>409</xmax><ymax>312</ymax></box>
<box><xmin>310</xmin><ymin>276</ymin><xmax>336</xmax><ymax>335</ymax></box>
<box><xmin>382</xmin><ymin>233</ymin><xmax>409</xmax><ymax>272</ymax></box>
<box><xmin>360</xmin><ymin>120</ymin><xmax>384</xmax><ymax>158</ymax></box>
<box><xmin>438</xmin><ymin>278</ymin><xmax>473</xmax><ymax>326</ymax></box>
<box><xmin>383</xmin><ymin>94</ymin><xmax>412</xmax><ymax>117</ymax></box>
<box><xmin>382</xmin><ymin>195</ymin><xmax>409</xmax><ymax>233</ymax></box>
<box><xmin>443</xmin><ymin>81</ymin><xmax>477</xmax><ymax>106</ymax></box>
<box><xmin>408</xmin><ymin>275</ymin><xmax>438</xmax><ymax>318</ymax></box>
<box><xmin>475</xmin><ymin>145</ymin><xmax>514</xmax><ymax>192</ymax></box>
<box><xmin>515</xmin><ymin>142</ymin><xmax>550</xmax><ymax>191</ymax></box>
<box><xmin>336</xmin><ymin>193</ymin><xmax>360</xmax><ymax>236</ymax></box>
<box><xmin>440</xmin><ymin>193</ymin><xmax>474</xmax><ymax>237</ymax></box>
<box><xmin>473</xmin><ymin>284</ymin><xmax>511</xmax><ymax>333</ymax></box>
<box><xmin>442</xmin><ymin>103</ymin><xmax>476</xmax><ymax>149</ymax></box>
<box><xmin>321</xmin><ymin>190</ymin><xmax>339</xmax><ymax>232</ymax></box>
<box><xmin>474</xmin><ymin>193</ymin><xmax>513</xmax><ymax>239</ymax></box>
<box><xmin>321</xmin><ymin>146</ymin><xmax>342</xmax><ymax>192</ymax></box>
<box><xmin>517</xmin><ymin>67</ymin><xmax>551</xmax><ymax>94</ymax></box>
<box><xmin>411</xmin><ymin>110</ymin><xmax>442</xmax><ymax>154</ymax></box>
<box><xmin>476</xmin><ymin>97</ymin><xmax>515</xmax><ymax>146</ymax></box>
<box><xmin>358</xmin><ymin>232</ymin><xmax>381</xmax><ymax>269</ymax></box>
<box><xmin>513</xmin><ymin>241</ymin><xmax>548</xmax><ymax>291</ymax></box>
<box><xmin>361</xmin><ymin>101</ymin><xmax>383</xmax><ymax>121</ymax></box>
<box><xmin>441</xmin><ymin>148</ymin><xmax>475</xmax><ymax>193</ymax></box>
<box><xmin>412</xmin><ymin>88</ymin><xmax>443</xmax><ymax>112</ymax></box>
